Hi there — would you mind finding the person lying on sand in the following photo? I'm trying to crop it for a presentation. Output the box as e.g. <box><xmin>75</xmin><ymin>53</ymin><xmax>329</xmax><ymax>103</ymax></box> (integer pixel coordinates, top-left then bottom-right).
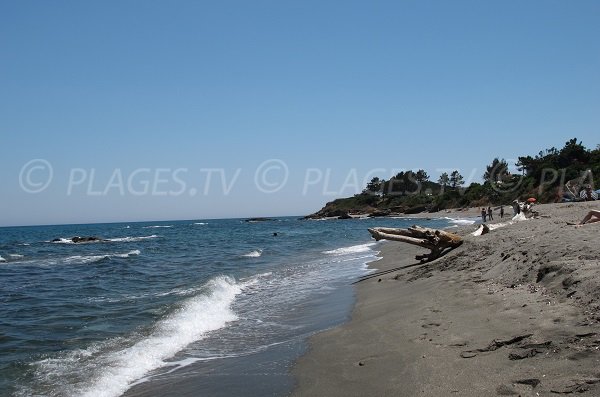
<box><xmin>575</xmin><ymin>209</ymin><xmax>600</xmax><ymax>227</ymax></box>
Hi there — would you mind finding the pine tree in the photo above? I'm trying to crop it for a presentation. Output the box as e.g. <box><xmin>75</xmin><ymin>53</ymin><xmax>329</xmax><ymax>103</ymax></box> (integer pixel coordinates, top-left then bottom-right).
<box><xmin>484</xmin><ymin>158</ymin><xmax>509</xmax><ymax>183</ymax></box>
<box><xmin>438</xmin><ymin>172</ymin><xmax>449</xmax><ymax>187</ymax></box>
<box><xmin>449</xmin><ymin>170</ymin><xmax>464</xmax><ymax>189</ymax></box>
<box><xmin>416</xmin><ymin>169</ymin><xmax>429</xmax><ymax>183</ymax></box>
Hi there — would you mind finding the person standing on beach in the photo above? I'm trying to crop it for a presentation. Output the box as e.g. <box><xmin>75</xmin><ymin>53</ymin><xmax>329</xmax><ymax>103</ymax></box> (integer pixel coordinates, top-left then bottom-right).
<box><xmin>500</xmin><ymin>205</ymin><xmax>504</xmax><ymax>219</ymax></box>
<box><xmin>481</xmin><ymin>208</ymin><xmax>487</xmax><ymax>223</ymax></box>
<box><xmin>512</xmin><ymin>200</ymin><xmax>521</xmax><ymax>215</ymax></box>
<box><xmin>487</xmin><ymin>206</ymin><xmax>493</xmax><ymax>221</ymax></box>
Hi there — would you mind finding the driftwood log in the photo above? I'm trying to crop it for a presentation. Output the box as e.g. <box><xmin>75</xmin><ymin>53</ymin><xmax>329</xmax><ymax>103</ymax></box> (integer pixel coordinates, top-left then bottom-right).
<box><xmin>368</xmin><ymin>225</ymin><xmax>463</xmax><ymax>262</ymax></box>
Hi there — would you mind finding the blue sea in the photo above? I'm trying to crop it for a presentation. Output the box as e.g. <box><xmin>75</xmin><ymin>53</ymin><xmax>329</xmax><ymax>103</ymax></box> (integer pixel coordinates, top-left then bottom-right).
<box><xmin>0</xmin><ymin>216</ymin><xmax>460</xmax><ymax>397</ymax></box>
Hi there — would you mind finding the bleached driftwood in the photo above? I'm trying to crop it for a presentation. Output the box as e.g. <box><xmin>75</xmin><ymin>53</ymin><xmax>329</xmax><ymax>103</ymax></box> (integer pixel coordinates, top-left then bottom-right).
<box><xmin>368</xmin><ymin>225</ymin><xmax>463</xmax><ymax>262</ymax></box>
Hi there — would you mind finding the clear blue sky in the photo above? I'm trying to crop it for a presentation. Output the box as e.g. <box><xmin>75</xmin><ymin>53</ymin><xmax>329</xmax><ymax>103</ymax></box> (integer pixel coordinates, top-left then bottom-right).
<box><xmin>1</xmin><ymin>1</ymin><xmax>599</xmax><ymax>226</ymax></box>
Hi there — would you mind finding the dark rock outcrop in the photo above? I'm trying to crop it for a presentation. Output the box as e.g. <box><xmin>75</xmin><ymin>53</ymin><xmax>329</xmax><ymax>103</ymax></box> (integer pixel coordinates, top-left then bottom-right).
<box><xmin>305</xmin><ymin>208</ymin><xmax>357</xmax><ymax>219</ymax></box>
<box><xmin>368</xmin><ymin>209</ymin><xmax>392</xmax><ymax>217</ymax></box>
<box><xmin>404</xmin><ymin>205</ymin><xmax>428</xmax><ymax>215</ymax></box>
<box><xmin>52</xmin><ymin>236</ymin><xmax>104</xmax><ymax>243</ymax></box>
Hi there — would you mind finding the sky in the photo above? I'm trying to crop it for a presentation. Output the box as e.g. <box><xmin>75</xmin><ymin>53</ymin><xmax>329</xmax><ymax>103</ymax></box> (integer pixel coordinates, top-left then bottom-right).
<box><xmin>1</xmin><ymin>1</ymin><xmax>599</xmax><ymax>226</ymax></box>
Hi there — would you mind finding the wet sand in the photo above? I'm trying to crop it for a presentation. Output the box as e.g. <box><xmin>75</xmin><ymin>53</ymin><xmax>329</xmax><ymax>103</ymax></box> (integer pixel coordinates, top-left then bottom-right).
<box><xmin>292</xmin><ymin>202</ymin><xmax>600</xmax><ymax>396</ymax></box>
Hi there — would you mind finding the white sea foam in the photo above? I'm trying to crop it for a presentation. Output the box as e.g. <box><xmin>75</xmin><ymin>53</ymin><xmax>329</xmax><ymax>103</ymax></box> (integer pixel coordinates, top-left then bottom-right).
<box><xmin>51</xmin><ymin>235</ymin><xmax>158</xmax><ymax>244</ymax></box>
<box><xmin>323</xmin><ymin>242</ymin><xmax>377</xmax><ymax>255</ymax></box>
<box><xmin>9</xmin><ymin>254</ymin><xmax>24</xmax><ymax>259</ymax></box>
<box><xmin>242</xmin><ymin>249</ymin><xmax>262</xmax><ymax>258</ymax></box>
<box><xmin>143</xmin><ymin>225</ymin><xmax>173</xmax><ymax>229</ymax></box>
<box><xmin>106</xmin><ymin>235</ymin><xmax>158</xmax><ymax>242</ymax></box>
<box><xmin>51</xmin><ymin>238</ymin><xmax>77</xmax><ymax>244</ymax></box>
<box><xmin>193</xmin><ymin>222</ymin><xmax>208</xmax><ymax>225</ymax></box>
<box><xmin>69</xmin><ymin>276</ymin><xmax>243</xmax><ymax>397</ymax></box>
<box><xmin>443</xmin><ymin>217</ymin><xmax>477</xmax><ymax>225</ymax></box>
<box><xmin>118</xmin><ymin>249</ymin><xmax>141</xmax><ymax>257</ymax></box>
<box><xmin>64</xmin><ymin>250</ymin><xmax>141</xmax><ymax>265</ymax></box>
<box><xmin>64</xmin><ymin>255</ymin><xmax>108</xmax><ymax>265</ymax></box>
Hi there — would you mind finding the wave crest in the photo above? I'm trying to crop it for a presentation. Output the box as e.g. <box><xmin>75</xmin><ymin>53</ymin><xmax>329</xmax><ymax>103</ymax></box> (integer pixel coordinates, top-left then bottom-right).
<box><xmin>28</xmin><ymin>276</ymin><xmax>244</xmax><ymax>397</ymax></box>
<box><xmin>323</xmin><ymin>242</ymin><xmax>377</xmax><ymax>255</ymax></box>
<box><xmin>106</xmin><ymin>235</ymin><xmax>158</xmax><ymax>243</ymax></box>
<box><xmin>51</xmin><ymin>235</ymin><xmax>158</xmax><ymax>244</ymax></box>
<box><xmin>64</xmin><ymin>250</ymin><xmax>141</xmax><ymax>264</ymax></box>
<box><xmin>443</xmin><ymin>217</ymin><xmax>477</xmax><ymax>225</ymax></box>
<box><xmin>242</xmin><ymin>249</ymin><xmax>262</xmax><ymax>258</ymax></box>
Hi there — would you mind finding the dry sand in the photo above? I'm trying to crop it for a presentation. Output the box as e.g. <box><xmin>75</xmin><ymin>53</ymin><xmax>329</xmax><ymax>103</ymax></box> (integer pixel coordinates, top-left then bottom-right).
<box><xmin>292</xmin><ymin>202</ymin><xmax>600</xmax><ymax>396</ymax></box>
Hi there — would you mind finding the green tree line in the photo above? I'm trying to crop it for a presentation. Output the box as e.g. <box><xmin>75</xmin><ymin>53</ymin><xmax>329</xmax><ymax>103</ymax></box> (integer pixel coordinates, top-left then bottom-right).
<box><xmin>357</xmin><ymin>138</ymin><xmax>600</xmax><ymax>212</ymax></box>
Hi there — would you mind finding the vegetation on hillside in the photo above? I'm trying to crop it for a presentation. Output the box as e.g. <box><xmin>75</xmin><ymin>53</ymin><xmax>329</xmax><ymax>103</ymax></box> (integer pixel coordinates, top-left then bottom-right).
<box><xmin>307</xmin><ymin>138</ymin><xmax>600</xmax><ymax>218</ymax></box>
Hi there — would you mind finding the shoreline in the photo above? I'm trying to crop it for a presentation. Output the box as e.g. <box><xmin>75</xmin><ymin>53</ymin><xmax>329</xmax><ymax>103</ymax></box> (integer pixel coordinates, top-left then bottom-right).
<box><xmin>306</xmin><ymin>206</ymin><xmax>499</xmax><ymax>223</ymax></box>
<box><xmin>291</xmin><ymin>202</ymin><xmax>600</xmax><ymax>396</ymax></box>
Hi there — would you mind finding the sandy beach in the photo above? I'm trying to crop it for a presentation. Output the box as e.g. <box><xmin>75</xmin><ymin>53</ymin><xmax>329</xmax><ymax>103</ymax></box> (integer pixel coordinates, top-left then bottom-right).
<box><xmin>292</xmin><ymin>202</ymin><xmax>600</xmax><ymax>396</ymax></box>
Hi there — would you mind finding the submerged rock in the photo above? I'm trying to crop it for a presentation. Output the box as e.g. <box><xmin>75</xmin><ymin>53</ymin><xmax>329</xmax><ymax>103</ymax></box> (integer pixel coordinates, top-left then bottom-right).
<box><xmin>245</xmin><ymin>217</ymin><xmax>274</xmax><ymax>222</ymax></box>
<box><xmin>52</xmin><ymin>236</ymin><xmax>104</xmax><ymax>243</ymax></box>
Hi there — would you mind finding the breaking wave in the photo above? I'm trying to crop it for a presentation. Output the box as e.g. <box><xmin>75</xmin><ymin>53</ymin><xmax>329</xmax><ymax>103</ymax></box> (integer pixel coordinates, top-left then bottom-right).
<box><xmin>23</xmin><ymin>276</ymin><xmax>244</xmax><ymax>397</ymax></box>
<box><xmin>242</xmin><ymin>249</ymin><xmax>263</xmax><ymax>258</ymax></box>
<box><xmin>106</xmin><ymin>235</ymin><xmax>159</xmax><ymax>243</ymax></box>
<box><xmin>64</xmin><ymin>250</ymin><xmax>141</xmax><ymax>264</ymax></box>
<box><xmin>323</xmin><ymin>242</ymin><xmax>378</xmax><ymax>255</ymax></box>
<box><xmin>51</xmin><ymin>235</ymin><xmax>158</xmax><ymax>244</ymax></box>
<box><xmin>443</xmin><ymin>217</ymin><xmax>477</xmax><ymax>225</ymax></box>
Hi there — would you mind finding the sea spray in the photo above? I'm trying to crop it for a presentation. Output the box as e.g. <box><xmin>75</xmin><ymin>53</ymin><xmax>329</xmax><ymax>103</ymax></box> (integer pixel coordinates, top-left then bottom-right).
<box><xmin>242</xmin><ymin>249</ymin><xmax>263</xmax><ymax>258</ymax></box>
<box><xmin>51</xmin><ymin>235</ymin><xmax>158</xmax><ymax>244</ymax></box>
<box><xmin>443</xmin><ymin>217</ymin><xmax>477</xmax><ymax>225</ymax></box>
<box><xmin>323</xmin><ymin>242</ymin><xmax>378</xmax><ymax>255</ymax></box>
<box><xmin>106</xmin><ymin>235</ymin><xmax>158</xmax><ymax>242</ymax></box>
<box><xmin>26</xmin><ymin>276</ymin><xmax>244</xmax><ymax>397</ymax></box>
<box><xmin>64</xmin><ymin>250</ymin><xmax>141</xmax><ymax>265</ymax></box>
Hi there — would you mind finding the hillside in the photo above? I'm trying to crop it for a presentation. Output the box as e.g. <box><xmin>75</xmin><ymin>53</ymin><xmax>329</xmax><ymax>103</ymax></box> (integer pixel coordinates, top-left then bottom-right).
<box><xmin>306</xmin><ymin>139</ymin><xmax>600</xmax><ymax>219</ymax></box>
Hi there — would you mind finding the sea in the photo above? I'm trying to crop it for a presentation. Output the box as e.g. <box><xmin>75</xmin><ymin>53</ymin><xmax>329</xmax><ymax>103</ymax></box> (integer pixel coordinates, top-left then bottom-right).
<box><xmin>0</xmin><ymin>216</ymin><xmax>470</xmax><ymax>397</ymax></box>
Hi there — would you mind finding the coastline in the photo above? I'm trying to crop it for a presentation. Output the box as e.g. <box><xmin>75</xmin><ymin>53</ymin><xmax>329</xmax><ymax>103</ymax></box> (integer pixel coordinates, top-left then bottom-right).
<box><xmin>291</xmin><ymin>202</ymin><xmax>600</xmax><ymax>396</ymax></box>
